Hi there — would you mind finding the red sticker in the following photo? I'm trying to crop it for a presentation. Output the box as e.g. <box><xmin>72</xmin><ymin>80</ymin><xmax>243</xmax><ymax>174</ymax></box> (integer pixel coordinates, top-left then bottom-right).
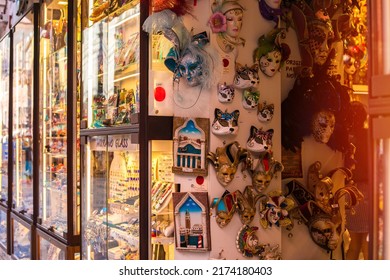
<box><xmin>222</xmin><ymin>58</ymin><xmax>229</xmax><ymax>67</ymax></box>
<box><xmin>196</xmin><ymin>176</ymin><xmax>204</xmax><ymax>185</ymax></box>
<box><xmin>154</xmin><ymin>86</ymin><xmax>166</xmax><ymax>102</ymax></box>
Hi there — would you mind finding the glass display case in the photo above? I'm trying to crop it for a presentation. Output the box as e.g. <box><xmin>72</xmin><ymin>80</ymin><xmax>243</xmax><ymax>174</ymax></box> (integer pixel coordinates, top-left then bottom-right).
<box><xmin>11</xmin><ymin>214</ymin><xmax>31</xmax><ymax>259</ymax></box>
<box><xmin>0</xmin><ymin>34</ymin><xmax>10</xmax><ymax>206</ymax></box>
<box><xmin>37</xmin><ymin>0</ymin><xmax>80</xmax><ymax>246</ymax></box>
<box><xmin>80</xmin><ymin>1</ymin><xmax>142</xmax><ymax>260</ymax></box>
<box><xmin>81</xmin><ymin>134</ymin><xmax>140</xmax><ymax>260</ymax></box>
<box><xmin>81</xmin><ymin>1</ymin><xmax>141</xmax><ymax>130</ymax></box>
<box><xmin>0</xmin><ymin>207</ymin><xmax>6</xmax><ymax>249</ymax></box>
<box><xmin>150</xmin><ymin>140</ymin><xmax>175</xmax><ymax>260</ymax></box>
<box><xmin>12</xmin><ymin>8</ymin><xmax>35</xmax><ymax>219</ymax></box>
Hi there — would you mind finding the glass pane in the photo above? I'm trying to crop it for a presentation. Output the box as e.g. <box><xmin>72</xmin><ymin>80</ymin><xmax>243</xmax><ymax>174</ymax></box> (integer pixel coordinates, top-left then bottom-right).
<box><xmin>0</xmin><ymin>35</ymin><xmax>10</xmax><ymax>204</ymax></box>
<box><xmin>82</xmin><ymin>135</ymin><xmax>139</xmax><ymax>260</ymax></box>
<box><xmin>12</xmin><ymin>11</ymin><xmax>35</xmax><ymax>216</ymax></box>
<box><xmin>82</xmin><ymin>2</ymin><xmax>140</xmax><ymax>128</ymax></box>
<box><xmin>13</xmin><ymin>219</ymin><xmax>31</xmax><ymax>259</ymax></box>
<box><xmin>38</xmin><ymin>236</ymin><xmax>65</xmax><ymax>260</ymax></box>
<box><xmin>151</xmin><ymin>140</ymin><xmax>175</xmax><ymax>260</ymax></box>
<box><xmin>39</xmin><ymin>0</ymin><xmax>69</xmax><ymax>235</ymax></box>
<box><xmin>0</xmin><ymin>209</ymin><xmax>6</xmax><ymax>247</ymax></box>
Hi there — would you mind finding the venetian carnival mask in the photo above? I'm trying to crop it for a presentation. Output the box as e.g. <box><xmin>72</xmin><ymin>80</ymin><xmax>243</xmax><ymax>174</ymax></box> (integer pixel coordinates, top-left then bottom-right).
<box><xmin>308</xmin><ymin>21</ymin><xmax>335</xmax><ymax>66</ymax></box>
<box><xmin>212</xmin><ymin>190</ymin><xmax>237</xmax><ymax>228</ymax></box>
<box><xmin>247</xmin><ymin>152</ymin><xmax>283</xmax><ymax>194</ymax></box>
<box><xmin>143</xmin><ymin>11</ymin><xmax>212</xmax><ymax>89</ymax></box>
<box><xmin>207</xmin><ymin>141</ymin><xmax>248</xmax><ymax>187</ymax></box>
<box><xmin>309</xmin><ymin>210</ymin><xmax>341</xmax><ymax>251</ymax></box>
<box><xmin>311</xmin><ymin>110</ymin><xmax>335</xmax><ymax>144</ymax></box>
<box><xmin>259</xmin><ymin>50</ymin><xmax>281</xmax><ymax>77</ymax></box>
<box><xmin>236</xmin><ymin>225</ymin><xmax>265</xmax><ymax>258</ymax></box>
<box><xmin>176</xmin><ymin>50</ymin><xmax>203</xmax><ymax>87</ymax></box>
<box><xmin>259</xmin><ymin>192</ymin><xmax>294</xmax><ymax>229</ymax></box>
<box><xmin>235</xmin><ymin>186</ymin><xmax>258</xmax><ymax>225</ymax></box>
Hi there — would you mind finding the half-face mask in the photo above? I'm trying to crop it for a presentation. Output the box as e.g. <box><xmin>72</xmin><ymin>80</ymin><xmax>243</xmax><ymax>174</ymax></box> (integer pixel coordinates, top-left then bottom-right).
<box><xmin>246</xmin><ymin>151</ymin><xmax>284</xmax><ymax>194</ymax></box>
<box><xmin>211</xmin><ymin>190</ymin><xmax>237</xmax><ymax>228</ymax></box>
<box><xmin>311</xmin><ymin>109</ymin><xmax>335</xmax><ymax>144</ymax></box>
<box><xmin>208</xmin><ymin>141</ymin><xmax>248</xmax><ymax>187</ymax></box>
<box><xmin>235</xmin><ymin>186</ymin><xmax>258</xmax><ymax>225</ymax></box>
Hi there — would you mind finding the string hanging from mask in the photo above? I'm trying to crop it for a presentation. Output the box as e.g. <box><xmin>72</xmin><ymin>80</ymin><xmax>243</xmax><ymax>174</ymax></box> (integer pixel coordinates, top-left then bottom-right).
<box><xmin>143</xmin><ymin>8</ymin><xmax>214</xmax><ymax>109</ymax></box>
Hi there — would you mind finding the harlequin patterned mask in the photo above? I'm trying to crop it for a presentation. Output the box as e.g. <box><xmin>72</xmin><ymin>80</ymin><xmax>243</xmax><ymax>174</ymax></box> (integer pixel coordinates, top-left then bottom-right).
<box><xmin>211</xmin><ymin>190</ymin><xmax>237</xmax><ymax>228</ymax></box>
<box><xmin>246</xmin><ymin>151</ymin><xmax>283</xmax><ymax>194</ymax></box>
<box><xmin>217</xmin><ymin>82</ymin><xmax>235</xmax><ymax>103</ymax></box>
<box><xmin>207</xmin><ymin>141</ymin><xmax>248</xmax><ymax>187</ymax></box>
<box><xmin>211</xmin><ymin>108</ymin><xmax>240</xmax><ymax>136</ymax></box>
<box><xmin>259</xmin><ymin>192</ymin><xmax>294</xmax><ymax>229</ymax></box>
<box><xmin>246</xmin><ymin>126</ymin><xmax>274</xmax><ymax>154</ymax></box>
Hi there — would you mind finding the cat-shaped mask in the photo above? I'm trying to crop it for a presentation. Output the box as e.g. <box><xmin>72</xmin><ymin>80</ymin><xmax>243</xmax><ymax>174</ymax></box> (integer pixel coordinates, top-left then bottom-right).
<box><xmin>234</xmin><ymin>63</ymin><xmax>260</xmax><ymax>89</ymax></box>
<box><xmin>257</xmin><ymin>101</ymin><xmax>274</xmax><ymax>122</ymax></box>
<box><xmin>211</xmin><ymin>108</ymin><xmax>240</xmax><ymax>136</ymax></box>
<box><xmin>246</xmin><ymin>126</ymin><xmax>274</xmax><ymax>153</ymax></box>
<box><xmin>217</xmin><ymin>82</ymin><xmax>235</xmax><ymax>103</ymax></box>
<box><xmin>242</xmin><ymin>88</ymin><xmax>260</xmax><ymax>110</ymax></box>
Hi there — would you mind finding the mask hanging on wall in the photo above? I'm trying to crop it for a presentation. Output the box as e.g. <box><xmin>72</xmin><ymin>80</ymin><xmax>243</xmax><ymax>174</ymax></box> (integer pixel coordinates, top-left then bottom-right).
<box><xmin>246</xmin><ymin>126</ymin><xmax>274</xmax><ymax>154</ymax></box>
<box><xmin>207</xmin><ymin>141</ymin><xmax>248</xmax><ymax>187</ymax></box>
<box><xmin>253</xmin><ymin>28</ymin><xmax>290</xmax><ymax>77</ymax></box>
<box><xmin>211</xmin><ymin>108</ymin><xmax>240</xmax><ymax>136</ymax></box>
<box><xmin>143</xmin><ymin>10</ymin><xmax>213</xmax><ymax>89</ymax></box>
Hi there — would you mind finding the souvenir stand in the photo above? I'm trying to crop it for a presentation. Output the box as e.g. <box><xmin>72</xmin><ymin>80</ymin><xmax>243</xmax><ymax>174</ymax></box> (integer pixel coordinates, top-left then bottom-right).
<box><xmin>143</xmin><ymin>0</ymin><xmax>370</xmax><ymax>260</ymax></box>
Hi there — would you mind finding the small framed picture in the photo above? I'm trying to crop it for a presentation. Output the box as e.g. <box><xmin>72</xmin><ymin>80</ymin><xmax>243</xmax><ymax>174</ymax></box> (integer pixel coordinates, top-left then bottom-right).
<box><xmin>172</xmin><ymin>192</ymin><xmax>211</xmax><ymax>252</ymax></box>
<box><xmin>172</xmin><ymin>117</ymin><xmax>209</xmax><ymax>176</ymax></box>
